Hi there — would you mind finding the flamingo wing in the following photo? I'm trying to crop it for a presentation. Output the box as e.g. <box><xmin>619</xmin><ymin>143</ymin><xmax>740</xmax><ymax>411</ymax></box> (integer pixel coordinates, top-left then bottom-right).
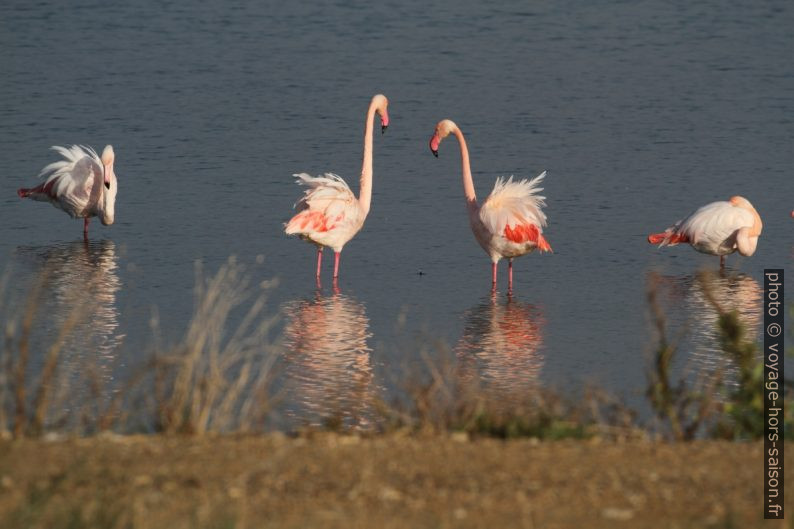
<box><xmin>479</xmin><ymin>171</ymin><xmax>551</xmax><ymax>251</ymax></box>
<box><xmin>31</xmin><ymin>146</ymin><xmax>102</xmax><ymax>215</ymax></box>
<box><xmin>285</xmin><ymin>173</ymin><xmax>362</xmax><ymax>237</ymax></box>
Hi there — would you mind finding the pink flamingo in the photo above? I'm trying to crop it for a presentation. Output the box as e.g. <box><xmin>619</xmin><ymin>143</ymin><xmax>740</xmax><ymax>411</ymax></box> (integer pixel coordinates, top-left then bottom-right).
<box><xmin>648</xmin><ymin>196</ymin><xmax>762</xmax><ymax>267</ymax></box>
<box><xmin>285</xmin><ymin>94</ymin><xmax>389</xmax><ymax>281</ymax></box>
<box><xmin>429</xmin><ymin>119</ymin><xmax>552</xmax><ymax>290</ymax></box>
<box><xmin>17</xmin><ymin>145</ymin><xmax>118</xmax><ymax>237</ymax></box>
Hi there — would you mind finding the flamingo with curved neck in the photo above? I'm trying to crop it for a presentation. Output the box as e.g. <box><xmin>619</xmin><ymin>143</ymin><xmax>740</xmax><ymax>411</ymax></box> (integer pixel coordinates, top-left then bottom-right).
<box><xmin>17</xmin><ymin>144</ymin><xmax>118</xmax><ymax>238</ymax></box>
<box><xmin>285</xmin><ymin>94</ymin><xmax>389</xmax><ymax>284</ymax></box>
<box><xmin>430</xmin><ymin>119</ymin><xmax>552</xmax><ymax>291</ymax></box>
<box><xmin>648</xmin><ymin>195</ymin><xmax>763</xmax><ymax>268</ymax></box>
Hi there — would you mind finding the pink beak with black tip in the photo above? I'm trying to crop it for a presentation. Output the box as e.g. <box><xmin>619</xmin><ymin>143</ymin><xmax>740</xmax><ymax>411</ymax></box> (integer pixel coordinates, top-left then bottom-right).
<box><xmin>429</xmin><ymin>132</ymin><xmax>440</xmax><ymax>157</ymax></box>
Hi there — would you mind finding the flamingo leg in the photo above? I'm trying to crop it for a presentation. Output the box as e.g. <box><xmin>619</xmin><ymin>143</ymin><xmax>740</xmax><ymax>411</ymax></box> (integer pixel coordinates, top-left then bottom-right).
<box><xmin>508</xmin><ymin>259</ymin><xmax>514</xmax><ymax>290</ymax></box>
<box><xmin>491</xmin><ymin>262</ymin><xmax>497</xmax><ymax>286</ymax></box>
<box><xmin>333</xmin><ymin>252</ymin><xmax>341</xmax><ymax>278</ymax></box>
<box><xmin>720</xmin><ymin>255</ymin><xmax>725</xmax><ymax>269</ymax></box>
<box><xmin>316</xmin><ymin>247</ymin><xmax>323</xmax><ymax>278</ymax></box>
<box><xmin>83</xmin><ymin>218</ymin><xmax>90</xmax><ymax>238</ymax></box>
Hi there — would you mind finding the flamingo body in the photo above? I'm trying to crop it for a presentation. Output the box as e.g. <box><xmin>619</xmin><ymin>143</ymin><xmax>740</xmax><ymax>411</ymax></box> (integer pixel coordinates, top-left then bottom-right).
<box><xmin>285</xmin><ymin>94</ymin><xmax>389</xmax><ymax>280</ymax></box>
<box><xmin>648</xmin><ymin>196</ymin><xmax>762</xmax><ymax>259</ymax></box>
<box><xmin>284</xmin><ymin>173</ymin><xmax>365</xmax><ymax>253</ymax></box>
<box><xmin>475</xmin><ymin>173</ymin><xmax>552</xmax><ymax>262</ymax></box>
<box><xmin>17</xmin><ymin>145</ymin><xmax>118</xmax><ymax>235</ymax></box>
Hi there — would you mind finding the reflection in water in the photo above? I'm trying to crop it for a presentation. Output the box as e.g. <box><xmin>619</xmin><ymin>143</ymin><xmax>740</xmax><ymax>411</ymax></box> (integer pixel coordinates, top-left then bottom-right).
<box><xmin>456</xmin><ymin>295</ymin><xmax>545</xmax><ymax>402</ymax></box>
<box><xmin>281</xmin><ymin>289</ymin><xmax>374</xmax><ymax>428</ymax></box>
<box><xmin>11</xmin><ymin>240</ymin><xmax>124</xmax><ymax>411</ymax></box>
<box><xmin>652</xmin><ymin>270</ymin><xmax>761</xmax><ymax>378</ymax></box>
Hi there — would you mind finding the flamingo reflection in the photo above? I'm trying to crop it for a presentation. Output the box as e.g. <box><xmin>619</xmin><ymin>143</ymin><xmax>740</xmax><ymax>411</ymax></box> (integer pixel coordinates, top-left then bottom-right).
<box><xmin>456</xmin><ymin>294</ymin><xmax>545</xmax><ymax>403</ymax></box>
<box><xmin>281</xmin><ymin>289</ymin><xmax>375</xmax><ymax>428</ymax></box>
<box><xmin>12</xmin><ymin>239</ymin><xmax>124</xmax><ymax>392</ymax></box>
<box><xmin>651</xmin><ymin>270</ymin><xmax>761</xmax><ymax>377</ymax></box>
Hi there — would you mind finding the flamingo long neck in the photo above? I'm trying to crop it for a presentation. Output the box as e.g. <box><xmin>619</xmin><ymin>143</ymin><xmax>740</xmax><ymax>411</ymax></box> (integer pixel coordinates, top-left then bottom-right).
<box><xmin>87</xmin><ymin>164</ymin><xmax>104</xmax><ymax>215</ymax></box>
<box><xmin>358</xmin><ymin>100</ymin><xmax>378</xmax><ymax>216</ymax></box>
<box><xmin>452</xmin><ymin>128</ymin><xmax>477</xmax><ymax>210</ymax></box>
<box><xmin>749</xmin><ymin>208</ymin><xmax>763</xmax><ymax>237</ymax></box>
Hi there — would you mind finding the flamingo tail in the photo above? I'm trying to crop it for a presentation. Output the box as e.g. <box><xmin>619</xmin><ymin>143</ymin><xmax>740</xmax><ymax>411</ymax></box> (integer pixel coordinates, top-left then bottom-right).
<box><xmin>648</xmin><ymin>231</ymin><xmax>689</xmax><ymax>246</ymax></box>
<box><xmin>503</xmin><ymin>223</ymin><xmax>553</xmax><ymax>253</ymax></box>
<box><xmin>17</xmin><ymin>178</ymin><xmax>59</xmax><ymax>200</ymax></box>
<box><xmin>537</xmin><ymin>234</ymin><xmax>552</xmax><ymax>253</ymax></box>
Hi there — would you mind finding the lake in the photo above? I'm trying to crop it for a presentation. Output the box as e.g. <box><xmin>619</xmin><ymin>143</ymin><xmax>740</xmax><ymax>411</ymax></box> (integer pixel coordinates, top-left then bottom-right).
<box><xmin>1</xmin><ymin>0</ymin><xmax>792</xmax><ymax>429</ymax></box>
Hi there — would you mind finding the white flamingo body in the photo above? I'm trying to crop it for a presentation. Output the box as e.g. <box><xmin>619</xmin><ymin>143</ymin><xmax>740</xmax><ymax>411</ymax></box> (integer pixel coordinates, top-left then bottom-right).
<box><xmin>18</xmin><ymin>145</ymin><xmax>118</xmax><ymax>236</ymax></box>
<box><xmin>648</xmin><ymin>196</ymin><xmax>762</xmax><ymax>264</ymax></box>
<box><xmin>285</xmin><ymin>173</ymin><xmax>365</xmax><ymax>252</ymax></box>
<box><xmin>285</xmin><ymin>94</ymin><xmax>389</xmax><ymax>281</ymax></box>
<box><xmin>429</xmin><ymin>119</ymin><xmax>551</xmax><ymax>289</ymax></box>
<box><xmin>475</xmin><ymin>174</ymin><xmax>550</xmax><ymax>262</ymax></box>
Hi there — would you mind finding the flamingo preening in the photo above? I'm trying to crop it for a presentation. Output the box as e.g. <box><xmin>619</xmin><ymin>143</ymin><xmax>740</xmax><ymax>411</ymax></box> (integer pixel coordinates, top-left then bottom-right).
<box><xmin>647</xmin><ymin>196</ymin><xmax>762</xmax><ymax>267</ymax></box>
<box><xmin>429</xmin><ymin>119</ymin><xmax>552</xmax><ymax>291</ymax></box>
<box><xmin>285</xmin><ymin>94</ymin><xmax>389</xmax><ymax>282</ymax></box>
<box><xmin>17</xmin><ymin>145</ymin><xmax>118</xmax><ymax>237</ymax></box>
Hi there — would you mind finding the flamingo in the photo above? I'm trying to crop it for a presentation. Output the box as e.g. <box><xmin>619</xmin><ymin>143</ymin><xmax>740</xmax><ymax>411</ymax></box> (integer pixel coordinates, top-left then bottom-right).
<box><xmin>647</xmin><ymin>196</ymin><xmax>762</xmax><ymax>267</ymax></box>
<box><xmin>17</xmin><ymin>145</ymin><xmax>118</xmax><ymax>237</ymax></box>
<box><xmin>285</xmin><ymin>94</ymin><xmax>389</xmax><ymax>282</ymax></box>
<box><xmin>429</xmin><ymin>119</ymin><xmax>552</xmax><ymax>291</ymax></box>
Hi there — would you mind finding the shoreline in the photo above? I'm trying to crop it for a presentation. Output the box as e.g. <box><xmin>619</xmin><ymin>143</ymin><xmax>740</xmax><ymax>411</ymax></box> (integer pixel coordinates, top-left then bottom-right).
<box><xmin>1</xmin><ymin>433</ymin><xmax>788</xmax><ymax>529</ymax></box>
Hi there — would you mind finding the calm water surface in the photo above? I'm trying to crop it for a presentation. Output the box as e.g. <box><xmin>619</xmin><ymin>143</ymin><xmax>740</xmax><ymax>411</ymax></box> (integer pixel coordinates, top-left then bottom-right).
<box><xmin>1</xmin><ymin>0</ymin><xmax>792</xmax><ymax>427</ymax></box>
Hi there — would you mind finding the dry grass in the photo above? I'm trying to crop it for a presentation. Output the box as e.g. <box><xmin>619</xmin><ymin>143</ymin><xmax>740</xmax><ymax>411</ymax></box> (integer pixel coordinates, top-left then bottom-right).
<box><xmin>0</xmin><ymin>261</ymin><xmax>791</xmax><ymax>442</ymax></box>
<box><xmin>645</xmin><ymin>271</ymin><xmax>723</xmax><ymax>440</ymax></box>
<box><xmin>368</xmin><ymin>347</ymin><xmax>640</xmax><ymax>440</ymax></box>
<box><xmin>0</xmin><ymin>257</ymin><xmax>280</xmax><ymax>438</ymax></box>
<box><xmin>1</xmin><ymin>260</ymin><xmax>94</xmax><ymax>437</ymax></box>
<box><xmin>146</xmin><ymin>258</ymin><xmax>279</xmax><ymax>434</ymax></box>
<box><xmin>646</xmin><ymin>270</ymin><xmax>794</xmax><ymax>440</ymax></box>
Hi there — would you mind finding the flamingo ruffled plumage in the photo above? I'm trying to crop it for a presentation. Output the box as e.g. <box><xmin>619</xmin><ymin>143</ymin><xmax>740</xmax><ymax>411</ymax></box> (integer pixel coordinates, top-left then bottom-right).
<box><xmin>647</xmin><ymin>196</ymin><xmax>762</xmax><ymax>267</ymax></box>
<box><xmin>17</xmin><ymin>145</ymin><xmax>118</xmax><ymax>237</ymax></box>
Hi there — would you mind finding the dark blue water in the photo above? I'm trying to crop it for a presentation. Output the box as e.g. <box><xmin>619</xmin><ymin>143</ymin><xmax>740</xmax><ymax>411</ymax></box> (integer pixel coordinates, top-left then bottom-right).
<box><xmin>1</xmin><ymin>0</ymin><xmax>792</xmax><ymax>427</ymax></box>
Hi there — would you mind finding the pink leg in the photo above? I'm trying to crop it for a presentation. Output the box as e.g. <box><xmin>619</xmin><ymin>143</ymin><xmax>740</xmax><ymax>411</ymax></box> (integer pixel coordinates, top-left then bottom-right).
<box><xmin>491</xmin><ymin>262</ymin><xmax>497</xmax><ymax>286</ymax></box>
<box><xmin>315</xmin><ymin>247</ymin><xmax>323</xmax><ymax>278</ymax></box>
<box><xmin>83</xmin><ymin>217</ymin><xmax>90</xmax><ymax>236</ymax></box>
<box><xmin>720</xmin><ymin>255</ymin><xmax>725</xmax><ymax>269</ymax></box>
<box><xmin>333</xmin><ymin>252</ymin><xmax>341</xmax><ymax>278</ymax></box>
<box><xmin>508</xmin><ymin>259</ymin><xmax>513</xmax><ymax>291</ymax></box>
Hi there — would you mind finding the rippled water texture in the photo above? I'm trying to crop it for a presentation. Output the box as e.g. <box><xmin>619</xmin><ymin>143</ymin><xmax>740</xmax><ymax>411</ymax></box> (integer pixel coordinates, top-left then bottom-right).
<box><xmin>1</xmin><ymin>1</ymin><xmax>792</xmax><ymax>425</ymax></box>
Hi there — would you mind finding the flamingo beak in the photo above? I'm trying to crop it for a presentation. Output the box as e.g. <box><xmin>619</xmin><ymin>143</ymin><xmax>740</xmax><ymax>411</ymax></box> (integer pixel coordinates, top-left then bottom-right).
<box><xmin>104</xmin><ymin>164</ymin><xmax>112</xmax><ymax>189</ymax></box>
<box><xmin>430</xmin><ymin>133</ymin><xmax>440</xmax><ymax>157</ymax></box>
<box><xmin>381</xmin><ymin>111</ymin><xmax>390</xmax><ymax>134</ymax></box>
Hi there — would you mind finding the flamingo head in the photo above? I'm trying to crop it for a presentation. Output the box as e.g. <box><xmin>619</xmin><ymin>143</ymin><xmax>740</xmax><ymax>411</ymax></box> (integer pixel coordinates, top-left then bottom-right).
<box><xmin>100</xmin><ymin>145</ymin><xmax>117</xmax><ymax>225</ymax></box>
<box><xmin>372</xmin><ymin>94</ymin><xmax>389</xmax><ymax>134</ymax></box>
<box><xmin>729</xmin><ymin>195</ymin><xmax>762</xmax><ymax>236</ymax></box>
<box><xmin>429</xmin><ymin>119</ymin><xmax>458</xmax><ymax>158</ymax></box>
<box><xmin>101</xmin><ymin>145</ymin><xmax>115</xmax><ymax>189</ymax></box>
